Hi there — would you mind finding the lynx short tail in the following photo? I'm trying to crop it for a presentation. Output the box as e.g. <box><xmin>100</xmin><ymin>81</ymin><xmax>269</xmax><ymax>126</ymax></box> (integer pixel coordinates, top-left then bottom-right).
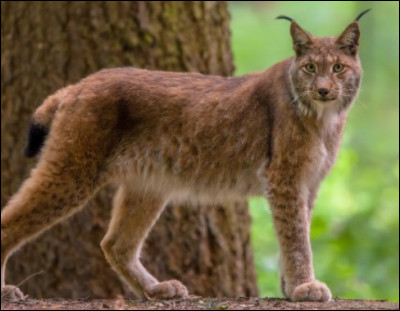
<box><xmin>24</xmin><ymin>88</ymin><xmax>66</xmax><ymax>157</ymax></box>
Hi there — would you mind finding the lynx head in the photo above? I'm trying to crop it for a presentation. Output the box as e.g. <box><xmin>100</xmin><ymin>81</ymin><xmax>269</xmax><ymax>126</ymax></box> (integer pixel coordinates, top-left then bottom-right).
<box><xmin>278</xmin><ymin>10</ymin><xmax>370</xmax><ymax>118</ymax></box>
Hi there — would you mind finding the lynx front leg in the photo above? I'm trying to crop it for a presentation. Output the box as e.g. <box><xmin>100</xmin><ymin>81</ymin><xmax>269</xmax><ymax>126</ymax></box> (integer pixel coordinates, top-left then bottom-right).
<box><xmin>269</xmin><ymin>196</ymin><xmax>331</xmax><ymax>302</ymax></box>
<box><xmin>101</xmin><ymin>185</ymin><xmax>188</xmax><ymax>299</ymax></box>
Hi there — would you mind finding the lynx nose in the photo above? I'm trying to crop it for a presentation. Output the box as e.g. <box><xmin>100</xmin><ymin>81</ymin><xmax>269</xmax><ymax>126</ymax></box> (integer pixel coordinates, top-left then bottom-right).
<box><xmin>318</xmin><ymin>88</ymin><xmax>330</xmax><ymax>97</ymax></box>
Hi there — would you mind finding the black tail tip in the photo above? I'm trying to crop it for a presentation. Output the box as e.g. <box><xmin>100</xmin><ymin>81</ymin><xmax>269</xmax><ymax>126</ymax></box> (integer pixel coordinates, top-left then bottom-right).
<box><xmin>24</xmin><ymin>122</ymin><xmax>48</xmax><ymax>158</ymax></box>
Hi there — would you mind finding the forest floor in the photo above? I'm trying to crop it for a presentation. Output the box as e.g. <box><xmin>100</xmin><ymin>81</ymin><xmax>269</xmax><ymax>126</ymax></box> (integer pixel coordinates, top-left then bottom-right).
<box><xmin>1</xmin><ymin>297</ymin><xmax>399</xmax><ymax>310</ymax></box>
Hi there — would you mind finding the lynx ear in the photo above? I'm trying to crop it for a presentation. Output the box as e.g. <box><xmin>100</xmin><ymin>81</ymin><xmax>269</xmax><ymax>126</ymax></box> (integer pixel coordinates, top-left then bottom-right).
<box><xmin>337</xmin><ymin>22</ymin><xmax>360</xmax><ymax>56</ymax></box>
<box><xmin>290</xmin><ymin>22</ymin><xmax>314</xmax><ymax>56</ymax></box>
<box><xmin>276</xmin><ymin>16</ymin><xmax>313</xmax><ymax>57</ymax></box>
<box><xmin>337</xmin><ymin>9</ymin><xmax>370</xmax><ymax>56</ymax></box>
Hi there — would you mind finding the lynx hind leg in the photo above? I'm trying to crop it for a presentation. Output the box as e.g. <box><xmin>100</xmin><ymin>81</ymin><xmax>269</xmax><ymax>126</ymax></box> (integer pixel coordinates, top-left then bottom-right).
<box><xmin>1</xmin><ymin>155</ymin><xmax>106</xmax><ymax>299</ymax></box>
<box><xmin>101</xmin><ymin>185</ymin><xmax>188</xmax><ymax>299</ymax></box>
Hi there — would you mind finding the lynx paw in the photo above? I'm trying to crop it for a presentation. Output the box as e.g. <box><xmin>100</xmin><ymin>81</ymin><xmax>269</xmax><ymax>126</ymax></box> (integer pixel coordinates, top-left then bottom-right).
<box><xmin>145</xmin><ymin>280</ymin><xmax>188</xmax><ymax>299</ymax></box>
<box><xmin>291</xmin><ymin>280</ymin><xmax>331</xmax><ymax>302</ymax></box>
<box><xmin>1</xmin><ymin>285</ymin><xmax>26</xmax><ymax>300</ymax></box>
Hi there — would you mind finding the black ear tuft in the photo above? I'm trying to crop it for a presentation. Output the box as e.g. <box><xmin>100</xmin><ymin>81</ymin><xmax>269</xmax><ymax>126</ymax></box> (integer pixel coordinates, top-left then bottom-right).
<box><xmin>355</xmin><ymin>8</ymin><xmax>371</xmax><ymax>22</ymax></box>
<box><xmin>276</xmin><ymin>15</ymin><xmax>294</xmax><ymax>22</ymax></box>
<box><xmin>24</xmin><ymin>122</ymin><xmax>48</xmax><ymax>158</ymax></box>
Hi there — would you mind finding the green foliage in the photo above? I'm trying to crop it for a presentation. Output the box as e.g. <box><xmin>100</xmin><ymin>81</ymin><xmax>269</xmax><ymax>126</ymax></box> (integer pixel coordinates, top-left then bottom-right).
<box><xmin>230</xmin><ymin>1</ymin><xmax>399</xmax><ymax>301</ymax></box>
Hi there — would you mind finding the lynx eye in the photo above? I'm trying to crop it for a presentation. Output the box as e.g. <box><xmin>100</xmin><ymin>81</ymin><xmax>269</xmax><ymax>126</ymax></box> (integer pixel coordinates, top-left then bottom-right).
<box><xmin>305</xmin><ymin>63</ymin><xmax>316</xmax><ymax>73</ymax></box>
<box><xmin>333</xmin><ymin>63</ymin><xmax>344</xmax><ymax>73</ymax></box>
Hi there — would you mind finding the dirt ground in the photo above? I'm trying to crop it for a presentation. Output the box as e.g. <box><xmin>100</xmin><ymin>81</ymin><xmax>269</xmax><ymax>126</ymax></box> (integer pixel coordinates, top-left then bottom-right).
<box><xmin>1</xmin><ymin>297</ymin><xmax>399</xmax><ymax>310</ymax></box>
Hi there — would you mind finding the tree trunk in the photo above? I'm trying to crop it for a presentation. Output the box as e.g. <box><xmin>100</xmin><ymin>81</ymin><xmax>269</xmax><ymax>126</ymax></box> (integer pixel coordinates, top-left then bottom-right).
<box><xmin>1</xmin><ymin>1</ymin><xmax>257</xmax><ymax>298</ymax></box>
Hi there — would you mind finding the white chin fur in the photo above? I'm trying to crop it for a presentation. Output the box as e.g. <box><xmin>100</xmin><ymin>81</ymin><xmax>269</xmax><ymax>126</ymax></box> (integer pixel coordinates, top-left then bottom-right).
<box><xmin>312</xmin><ymin>99</ymin><xmax>341</xmax><ymax>119</ymax></box>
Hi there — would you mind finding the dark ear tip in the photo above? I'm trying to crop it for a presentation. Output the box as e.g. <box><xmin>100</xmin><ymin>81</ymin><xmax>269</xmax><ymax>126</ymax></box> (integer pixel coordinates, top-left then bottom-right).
<box><xmin>276</xmin><ymin>15</ymin><xmax>294</xmax><ymax>22</ymax></box>
<box><xmin>355</xmin><ymin>8</ymin><xmax>371</xmax><ymax>22</ymax></box>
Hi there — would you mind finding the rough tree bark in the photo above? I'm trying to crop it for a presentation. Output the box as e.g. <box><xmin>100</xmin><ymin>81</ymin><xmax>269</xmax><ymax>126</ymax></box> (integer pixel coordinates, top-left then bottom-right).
<box><xmin>1</xmin><ymin>1</ymin><xmax>257</xmax><ymax>298</ymax></box>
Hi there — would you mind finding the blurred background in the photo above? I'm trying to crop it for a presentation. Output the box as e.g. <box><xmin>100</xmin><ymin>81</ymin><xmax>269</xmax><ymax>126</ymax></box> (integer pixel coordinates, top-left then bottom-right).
<box><xmin>230</xmin><ymin>1</ymin><xmax>399</xmax><ymax>301</ymax></box>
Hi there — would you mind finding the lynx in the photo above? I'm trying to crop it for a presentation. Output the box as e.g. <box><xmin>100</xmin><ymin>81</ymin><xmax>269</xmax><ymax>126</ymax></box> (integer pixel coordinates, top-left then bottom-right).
<box><xmin>1</xmin><ymin>10</ymin><xmax>369</xmax><ymax>302</ymax></box>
